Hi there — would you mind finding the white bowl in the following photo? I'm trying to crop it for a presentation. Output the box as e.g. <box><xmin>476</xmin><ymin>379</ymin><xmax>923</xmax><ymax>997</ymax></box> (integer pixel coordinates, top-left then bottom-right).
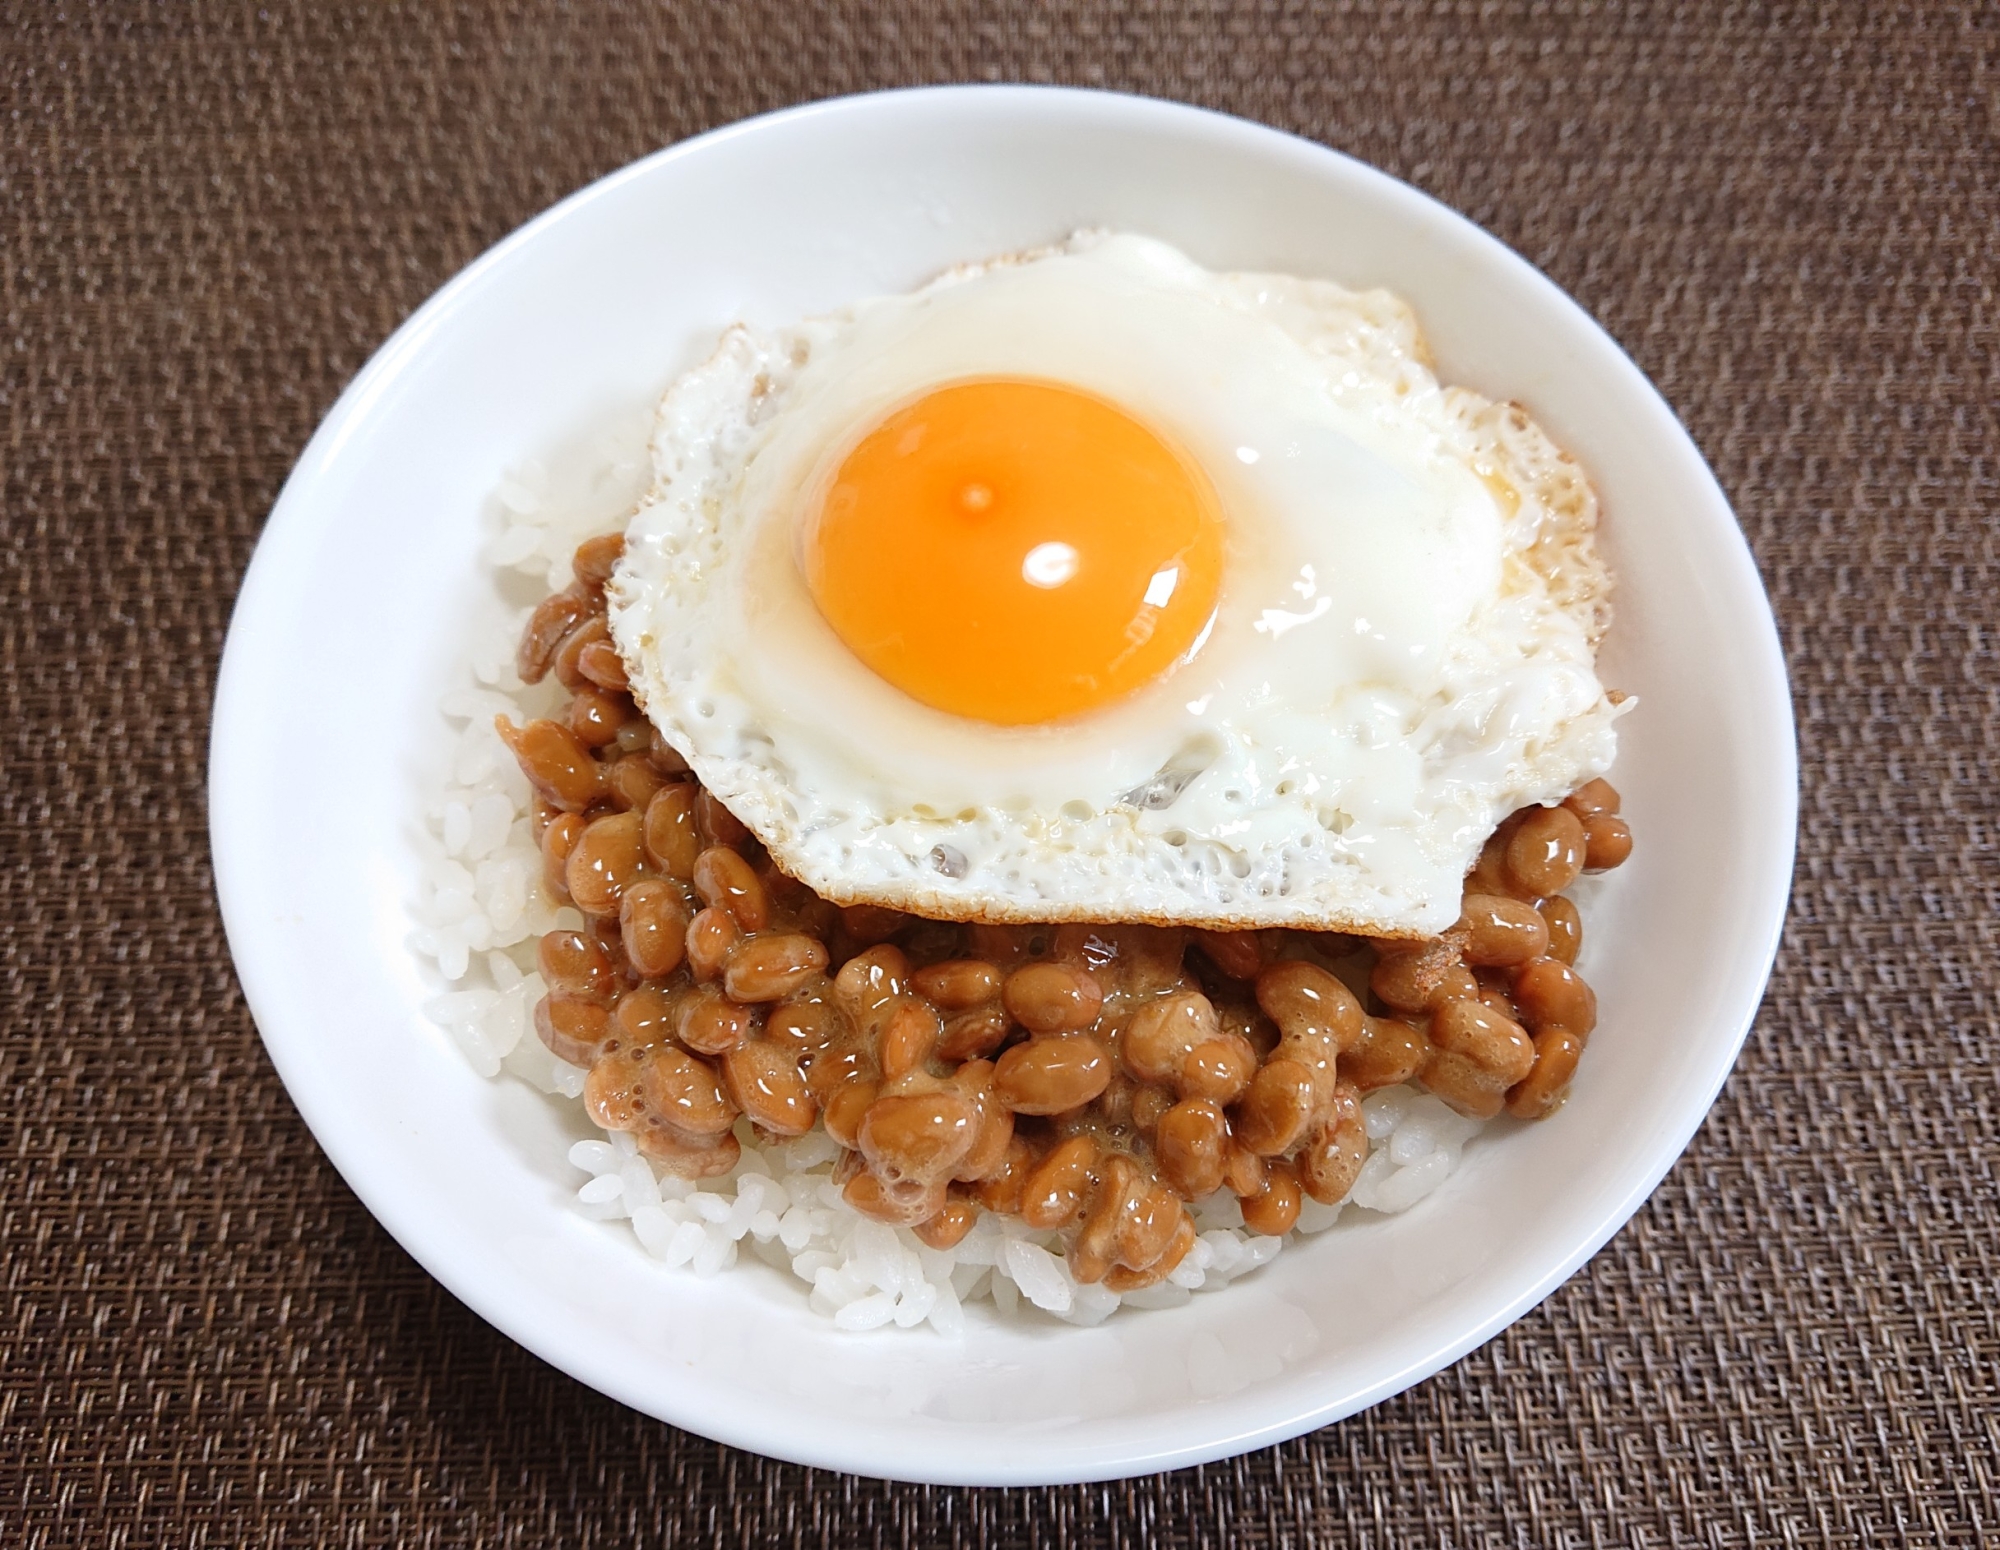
<box><xmin>210</xmin><ymin>86</ymin><xmax>1795</xmax><ymax>1486</ymax></box>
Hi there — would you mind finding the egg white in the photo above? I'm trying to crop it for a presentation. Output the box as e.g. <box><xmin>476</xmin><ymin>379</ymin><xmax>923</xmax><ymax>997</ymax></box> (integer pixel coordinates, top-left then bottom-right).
<box><xmin>608</xmin><ymin>233</ymin><xmax>1624</xmax><ymax>935</ymax></box>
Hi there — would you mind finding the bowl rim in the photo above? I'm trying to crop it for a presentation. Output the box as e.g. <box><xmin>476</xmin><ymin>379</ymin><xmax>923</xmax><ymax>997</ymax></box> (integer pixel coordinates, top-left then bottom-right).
<box><xmin>210</xmin><ymin>82</ymin><xmax>1799</xmax><ymax>1484</ymax></box>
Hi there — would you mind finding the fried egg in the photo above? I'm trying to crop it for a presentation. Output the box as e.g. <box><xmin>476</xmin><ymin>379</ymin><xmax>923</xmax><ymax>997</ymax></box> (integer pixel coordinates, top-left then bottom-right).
<box><xmin>608</xmin><ymin>233</ymin><xmax>1623</xmax><ymax>936</ymax></box>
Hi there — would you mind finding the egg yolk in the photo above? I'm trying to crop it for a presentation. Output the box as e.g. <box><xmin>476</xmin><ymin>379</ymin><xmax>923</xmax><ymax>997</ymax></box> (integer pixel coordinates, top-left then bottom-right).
<box><xmin>802</xmin><ymin>378</ymin><xmax>1225</xmax><ymax>725</ymax></box>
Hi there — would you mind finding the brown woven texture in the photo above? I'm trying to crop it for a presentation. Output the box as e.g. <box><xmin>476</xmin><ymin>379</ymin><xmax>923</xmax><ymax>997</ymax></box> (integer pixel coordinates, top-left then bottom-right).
<box><xmin>5</xmin><ymin>1</ymin><xmax>1996</xmax><ymax>1544</ymax></box>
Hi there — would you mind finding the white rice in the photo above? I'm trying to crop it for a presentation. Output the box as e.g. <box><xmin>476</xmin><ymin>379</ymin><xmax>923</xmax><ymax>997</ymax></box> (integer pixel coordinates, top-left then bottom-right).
<box><xmin>409</xmin><ymin>420</ymin><xmax>1489</xmax><ymax>1334</ymax></box>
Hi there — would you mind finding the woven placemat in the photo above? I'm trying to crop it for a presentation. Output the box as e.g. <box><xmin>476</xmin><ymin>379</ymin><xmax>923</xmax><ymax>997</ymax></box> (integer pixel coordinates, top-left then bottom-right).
<box><xmin>5</xmin><ymin>2</ymin><xmax>1995</xmax><ymax>1544</ymax></box>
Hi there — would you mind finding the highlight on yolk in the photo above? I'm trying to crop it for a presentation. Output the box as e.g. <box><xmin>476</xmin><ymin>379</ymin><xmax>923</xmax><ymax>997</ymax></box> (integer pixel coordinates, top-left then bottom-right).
<box><xmin>801</xmin><ymin>378</ymin><xmax>1225</xmax><ymax>725</ymax></box>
